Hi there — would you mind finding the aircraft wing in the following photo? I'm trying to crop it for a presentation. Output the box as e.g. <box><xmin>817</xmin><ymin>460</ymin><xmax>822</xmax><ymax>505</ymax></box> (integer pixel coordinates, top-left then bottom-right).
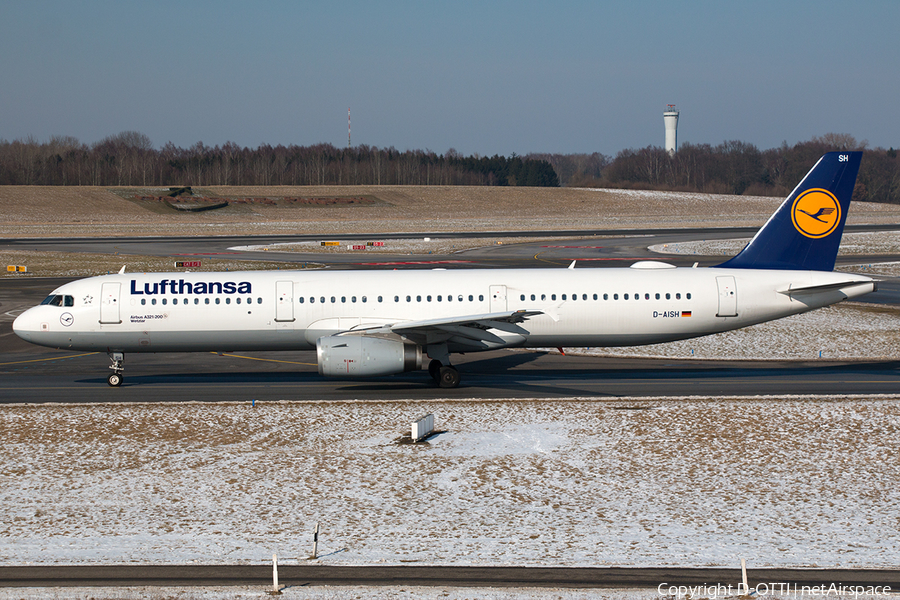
<box><xmin>342</xmin><ymin>309</ymin><xmax>543</xmax><ymax>349</ymax></box>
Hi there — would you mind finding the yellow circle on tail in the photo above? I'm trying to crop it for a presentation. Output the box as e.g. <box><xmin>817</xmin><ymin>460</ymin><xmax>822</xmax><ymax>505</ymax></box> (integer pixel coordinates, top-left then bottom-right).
<box><xmin>791</xmin><ymin>188</ymin><xmax>841</xmax><ymax>239</ymax></box>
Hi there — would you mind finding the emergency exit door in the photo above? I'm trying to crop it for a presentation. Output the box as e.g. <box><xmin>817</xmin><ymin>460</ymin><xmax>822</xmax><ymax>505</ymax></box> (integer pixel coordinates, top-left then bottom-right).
<box><xmin>275</xmin><ymin>280</ymin><xmax>294</xmax><ymax>322</ymax></box>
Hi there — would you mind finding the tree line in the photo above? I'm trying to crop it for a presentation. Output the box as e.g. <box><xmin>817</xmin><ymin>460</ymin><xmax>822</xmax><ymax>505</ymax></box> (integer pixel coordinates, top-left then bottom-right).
<box><xmin>0</xmin><ymin>132</ymin><xmax>558</xmax><ymax>188</ymax></box>
<box><xmin>539</xmin><ymin>133</ymin><xmax>900</xmax><ymax>204</ymax></box>
<box><xmin>2</xmin><ymin>131</ymin><xmax>898</xmax><ymax>203</ymax></box>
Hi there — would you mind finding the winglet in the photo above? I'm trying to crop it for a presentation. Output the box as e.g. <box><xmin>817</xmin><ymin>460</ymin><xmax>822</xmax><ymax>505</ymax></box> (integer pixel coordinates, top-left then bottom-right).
<box><xmin>118</xmin><ymin>265</ymin><xmax>126</xmax><ymax>274</ymax></box>
<box><xmin>717</xmin><ymin>152</ymin><xmax>862</xmax><ymax>271</ymax></box>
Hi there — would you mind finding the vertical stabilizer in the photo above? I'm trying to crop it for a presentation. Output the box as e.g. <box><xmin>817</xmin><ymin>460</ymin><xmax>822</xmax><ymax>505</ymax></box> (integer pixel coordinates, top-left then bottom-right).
<box><xmin>717</xmin><ymin>151</ymin><xmax>862</xmax><ymax>271</ymax></box>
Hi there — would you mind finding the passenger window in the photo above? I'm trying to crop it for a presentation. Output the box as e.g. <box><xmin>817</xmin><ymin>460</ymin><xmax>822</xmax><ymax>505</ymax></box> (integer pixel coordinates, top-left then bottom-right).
<box><xmin>447</xmin><ymin>295</ymin><xmax>452</xmax><ymax>302</ymax></box>
<box><xmin>666</xmin><ymin>293</ymin><xmax>671</xmax><ymax>300</ymax></box>
<box><xmin>205</xmin><ymin>298</ymin><xmax>210</xmax><ymax>305</ymax></box>
<box><xmin>562</xmin><ymin>294</ymin><xmax>567</xmax><ymax>300</ymax></box>
<box><xmin>531</xmin><ymin>294</ymin><xmax>536</xmax><ymax>301</ymax></box>
<box><xmin>541</xmin><ymin>294</ymin><xmax>546</xmax><ymax>301</ymax></box>
<box><xmin>468</xmin><ymin>295</ymin><xmax>473</xmax><ymax>301</ymax></box>
<box><xmin>406</xmin><ymin>295</ymin><xmax>411</xmax><ymax>302</ymax></box>
<box><xmin>592</xmin><ymin>294</ymin><xmax>597</xmax><ymax>300</ymax></box>
<box><xmin>352</xmin><ymin>296</ymin><xmax>356</xmax><ymax>303</ymax></box>
<box><xmin>194</xmin><ymin>298</ymin><xmax>199</xmax><ymax>305</ymax></box>
<box><xmin>362</xmin><ymin>296</ymin><xmax>367</xmax><ymax>303</ymax></box>
<box><xmin>655</xmin><ymin>293</ymin><xmax>660</xmax><ymax>300</ymax></box>
<box><xmin>644</xmin><ymin>293</ymin><xmax>649</xmax><ymax>300</ymax></box>
<box><xmin>416</xmin><ymin>295</ymin><xmax>421</xmax><ymax>302</ymax></box>
<box><xmin>551</xmin><ymin>294</ymin><xmax>557</xmax><ymax>301</ymax></box>
<box><xmin>394</xmin><ymin>296</ymin><xmax>399</xmax><ymax>302</ymax></box>
<box><xmin>320</xmin><ymin>297</ymin><xmax>325</xmax><ymax>303</ymax></box>
<box><xmin>427</xmin><ymin>295</ymin><xmax>432</xmax><ymax>302</ymax></box>
<box><xmin>438</xmin><ymin>295</ymin><xmax>442</xmax><ymax>302</ymax></box>
<box><xmin>378</xmin><ymin>296</ymin><xmax>383</xmax><ymax>302</ymax></box>
<box><xmin>299</xmin><ymin>297</ymin><xmax>305</xmax><ymax>303</ymax></box>
<box><xmin>162</xmin><ymin>298</ymin><xmax>168</xmax><ymax>305</ymax></box>
<box><xmin>341</xmin><ymin>296</ymin><xmax>346</xmax><ymax>303</ymax></box>
<box><xmin>331</xmin><ymin>297</ymin><xmax>336</xmax><ymax>303</ymax></box>
<box><xmin>141</xmin><ymin>299</ymin><xmax>146</xmax><ymax>305</ymax></box>
<box><xmin>582</xmin><ymin>294</ymin><xmax>587</xmax><ymax>301</ymax></box>
<box><xmin>458</xmin><ymin>295</ymin><xmax>463</xmax><ymax>302</ymax></box>
<box><xmin>676</xmin><ymin>293</ymin><xmax>681</xmax><ymax>300</ymax></box>
<box><xmin>603</xmin><ymin>293</ymin><xmax>608</xmax><ymax>300</ymax></box>
<box><xmin>257</xmin><ymin>298</ymin><xmax>262</xmax><ymax>304</ymax></box>
<box><xmin>613</xmin><ymin>294</ymin><xmax>618</xmax><ymax>300</ymax></box>
<box><xmin>623</xmin><ymin>294</ymin><xmax>628</xmax><ymax>300</ymax></box>
<box><xmin>215</xmin><ymin>298</ymin><xmax>220</xmax><ymax>305</ymax></box>
<box><xmin>152</xmin><ymin>298</ymin><xmax>157</xmax><ymax>305</ymax></box>
<box><xmin>226</xmin><ymin>298</ymin><xmax>231</xmax><ymax>305</ymax></box>
<box><xmin>687</xmin><ymin>293</ymin><xmax>692</xmax><ymax>300</ymax></box>
<box><xmin>479</xmin><ymin>295</ymin><xmax>484</xmax><ymax>301</ymax></box>
<box><xmin>236</xmin><ymin>298</ymin><xmax>241</xmax><ymax>304</ymax></box>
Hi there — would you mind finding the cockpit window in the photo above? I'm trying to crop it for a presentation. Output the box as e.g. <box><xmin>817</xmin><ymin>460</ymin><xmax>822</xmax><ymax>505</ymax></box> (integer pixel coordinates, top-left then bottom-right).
<box><xmin>39</xmin><ymin>294</ymin><xmax>74</xmax><ymax>307</ymax></box>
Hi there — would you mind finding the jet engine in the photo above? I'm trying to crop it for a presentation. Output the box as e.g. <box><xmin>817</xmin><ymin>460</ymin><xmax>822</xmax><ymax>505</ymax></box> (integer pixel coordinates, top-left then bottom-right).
<box><xmin>316</xmin><ymin>335</ymin><xmax>423</xmax><ymax>377</ymax></box>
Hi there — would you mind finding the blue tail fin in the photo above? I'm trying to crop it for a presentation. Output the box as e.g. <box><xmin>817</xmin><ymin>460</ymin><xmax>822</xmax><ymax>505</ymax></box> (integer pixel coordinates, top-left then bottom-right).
<box><xmin>717</xmin><ymin>151</ymin><xmax>862</xmax><ymax>271</ymax></box>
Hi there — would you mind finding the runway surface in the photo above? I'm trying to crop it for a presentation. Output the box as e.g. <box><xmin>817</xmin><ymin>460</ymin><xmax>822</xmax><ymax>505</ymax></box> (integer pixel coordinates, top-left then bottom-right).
<box><xmin>4</xmin><ymin>346</ymin><xmax>900</xmax><ymax>402</ymax></box>
<box><xmin>4</xmin><ymin>224</ymin><xmax>900</xmax><ymax>270</ymax></box>
<box><xmin>1</xmin><ymin>564</ymin><xmax>898</xmax><ymax>589</ymax></box>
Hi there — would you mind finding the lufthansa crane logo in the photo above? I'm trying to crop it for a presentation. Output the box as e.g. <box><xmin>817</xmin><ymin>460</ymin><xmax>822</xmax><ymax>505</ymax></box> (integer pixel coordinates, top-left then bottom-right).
<box><xmin>791</xmin><ymin>188</ymin><xmax>841</xmax><ymax>239</ymax></box>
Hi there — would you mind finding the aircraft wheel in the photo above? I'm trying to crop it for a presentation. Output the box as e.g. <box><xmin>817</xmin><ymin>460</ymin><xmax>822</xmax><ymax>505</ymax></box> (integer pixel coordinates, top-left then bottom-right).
<box><xmin>428</xmin><ymin>359</ymin><xmax>442</xmax><ymax>381</ymax></box>
<box><xmin>107</xmin><ymin>373</ymin><xmax>123</xmax><ymax>387</ymax></box>
<box><xmin>438</xmin><ymin>366</ymin><xmax>460</xmax><ymax>389</ymax></box>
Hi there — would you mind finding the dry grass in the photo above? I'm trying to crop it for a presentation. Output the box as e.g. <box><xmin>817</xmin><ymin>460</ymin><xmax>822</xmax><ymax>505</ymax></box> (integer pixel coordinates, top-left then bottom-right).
<box><xmin>4</xmin><ymin>185</ymin><xmax>900</xmax><ymax>238</ymax></box>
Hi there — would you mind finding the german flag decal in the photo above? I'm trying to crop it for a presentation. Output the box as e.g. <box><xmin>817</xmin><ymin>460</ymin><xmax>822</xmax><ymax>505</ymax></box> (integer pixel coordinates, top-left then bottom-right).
<box><xmin>682</xmin><ymin>311</ymin><xmax>692</xmax><ymax>317</ymax></box>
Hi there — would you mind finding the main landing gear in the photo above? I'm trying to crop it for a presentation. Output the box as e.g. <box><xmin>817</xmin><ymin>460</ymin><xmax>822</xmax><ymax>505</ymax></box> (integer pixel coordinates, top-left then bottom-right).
<box><xmin>107</xmin><ymin>352</ymin><xmax>124</xmax><ymax>387</ymax></box>
<box><xmin>428</xmin><ymin>359</ymin><xmax>460</xmax><ymax>389</ymax></box>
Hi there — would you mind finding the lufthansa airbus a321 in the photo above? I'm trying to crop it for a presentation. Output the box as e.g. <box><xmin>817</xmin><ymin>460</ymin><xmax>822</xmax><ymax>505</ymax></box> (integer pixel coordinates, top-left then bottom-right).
<box><xmin>13</xmin><ymin>152</ymin><xmax>875</xmax><ymax>388</ymax></box>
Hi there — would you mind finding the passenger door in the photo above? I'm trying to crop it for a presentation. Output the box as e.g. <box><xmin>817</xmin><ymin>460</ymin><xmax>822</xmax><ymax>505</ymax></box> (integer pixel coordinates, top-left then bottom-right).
<box><xmin>716</xmin><ymin>276</ymin><xmax>738</xmax><ymax>317</ymax></box>
<box><xmin>100</xmin><ymin>282</ymin><xmax>122</xmax><ymax>324</ymax></box>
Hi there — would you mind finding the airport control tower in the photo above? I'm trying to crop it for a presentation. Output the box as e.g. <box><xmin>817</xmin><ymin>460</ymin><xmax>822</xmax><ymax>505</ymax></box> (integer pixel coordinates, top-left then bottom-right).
<box><xmin>664</xmin><ymin>104</ymin><xmax>679</xmax><ymax>155</ymax></box>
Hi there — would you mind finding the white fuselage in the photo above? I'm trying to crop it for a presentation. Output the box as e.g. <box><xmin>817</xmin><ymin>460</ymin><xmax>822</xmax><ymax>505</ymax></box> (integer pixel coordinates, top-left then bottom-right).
<box><xmin>13</xmin><ymin>264</ymin><xmax>875</xmax><ymax>354</ymax></box>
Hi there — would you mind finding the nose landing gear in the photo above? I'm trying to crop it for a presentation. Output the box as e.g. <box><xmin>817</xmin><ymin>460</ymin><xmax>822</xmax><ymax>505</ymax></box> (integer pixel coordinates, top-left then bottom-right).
<box><xmin>107</xmin><ymin>352</ymin><xmax>124</xmax><ymax>387</ymax></box>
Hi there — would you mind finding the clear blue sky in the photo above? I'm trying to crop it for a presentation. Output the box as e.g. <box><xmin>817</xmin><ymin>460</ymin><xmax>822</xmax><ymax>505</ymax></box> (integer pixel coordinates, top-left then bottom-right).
<box><xmin>2</xmin><ymin>0</ymin><xmax>898</xmax><ymax>156</ymax></box>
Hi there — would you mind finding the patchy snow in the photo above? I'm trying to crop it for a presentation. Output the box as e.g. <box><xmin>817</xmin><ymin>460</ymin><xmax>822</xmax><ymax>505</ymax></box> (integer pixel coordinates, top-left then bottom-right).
<box><xmin>554</xmin><ymin>302</ymin><xmax>900</xmax><ymax>360</ymax></box>
<box><xmin>2</xmin><ymin>397</ymin><xmax>899</xmax><ymax>569</ymax></box>
<box><xmin>649</xmin><ymin>232</ymin><xmax>900</xmax><ymax>258</ymax></box>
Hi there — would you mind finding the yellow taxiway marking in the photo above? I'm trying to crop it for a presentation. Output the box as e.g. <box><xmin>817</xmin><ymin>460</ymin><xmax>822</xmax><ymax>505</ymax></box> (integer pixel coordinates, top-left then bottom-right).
<box><xmin>212</xmin><ymin>352</ymin><xmax>317</xmax><ymax>367</ymax></box>
<box><xmin>0</xmin><ymin>352</ymin><xmax>99</xmax><ymax>366</ymax></box>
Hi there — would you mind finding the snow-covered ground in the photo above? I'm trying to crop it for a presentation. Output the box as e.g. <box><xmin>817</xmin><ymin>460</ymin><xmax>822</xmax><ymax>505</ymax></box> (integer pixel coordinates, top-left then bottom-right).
<box><xmin>554</xmin><ymin>302</ymin><xmax>899</xmax><ymax>361</ymax></box>
<box><xmin>649</xmin><ymin>231</ymin><xmax>900</xmax><ymax>259</ymax></box>
<box><xmin>2</xmin><ymin>397</ymin><xmax>899</xmax><ymax>569</ymax></box>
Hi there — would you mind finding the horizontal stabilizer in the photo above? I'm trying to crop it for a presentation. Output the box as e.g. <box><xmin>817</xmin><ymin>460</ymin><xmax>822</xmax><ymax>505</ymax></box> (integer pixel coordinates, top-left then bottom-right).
<box><xmin>778</xmin><ymin>280</ymin><xmax>877</xmax><ymax>296</ymax></box>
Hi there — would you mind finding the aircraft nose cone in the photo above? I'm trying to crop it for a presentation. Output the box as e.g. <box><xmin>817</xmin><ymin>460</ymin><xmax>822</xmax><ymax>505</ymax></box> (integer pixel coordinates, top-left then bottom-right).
<box><xmin>12</xmin><ymin>309</ymin><xmax>36</xmax><ymax>341</ymax></box>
